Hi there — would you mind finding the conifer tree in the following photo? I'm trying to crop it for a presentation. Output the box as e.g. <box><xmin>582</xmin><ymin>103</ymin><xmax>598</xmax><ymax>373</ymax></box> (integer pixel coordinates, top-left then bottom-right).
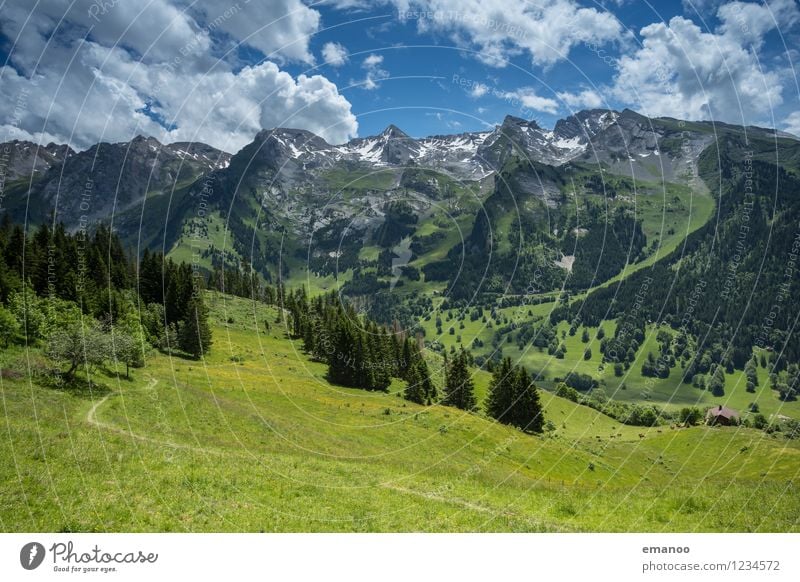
<box><xmin>403</xmin><ymin>343</ymin><xmax>436</xmax><ymax>404</ymax></box>
<box><xmin>442</xmin><ymin>348</ymin><xmax>476</xmax><ymax>410</ymax></box>
<box><xmin>404</xmin><ymin>357</ymin><xmax>436</xmax><ymax>404</ymax></box>
<box><xmin>485</xmin><ymin>357</ymin><xmax>514</xmax><ymax>420</ymax></box>
<box><xmin>178</xmin><ymin>292</ymin><xmax>213</xmax><ymax>358</ymax></box>
<box><xmin>486</xmin><ymin>359</ymin><xmax>545</xmax><ymax>433</ymax></box>
<box><xmin>511</xmin><ymin>366</ymin><xmax>544</xmax><ymax>433</ymax></box>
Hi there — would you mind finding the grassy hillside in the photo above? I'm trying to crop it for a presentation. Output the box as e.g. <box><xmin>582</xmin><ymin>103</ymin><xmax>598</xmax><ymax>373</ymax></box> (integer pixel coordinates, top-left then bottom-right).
<box><xmin>1</xmin><ymin>292</ymin><xmax>798</xmax><ymax>532</ymax></box>
<box><xmin>421</xmin><ymin>309</ymin><xmax>800</xmax><ymax>421</ymax></box>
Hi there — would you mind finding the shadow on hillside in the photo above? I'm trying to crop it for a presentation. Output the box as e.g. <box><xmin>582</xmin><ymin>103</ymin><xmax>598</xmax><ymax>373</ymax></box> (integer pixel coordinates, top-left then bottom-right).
<box><xmin>5</xmin><ymin>355</ymin><xmax>115</xmax><ymax>399</ymax></box>
<box><xmin>52</xmin><ymin>375</ymin><xmax>113</xmax><ymax>399</ymax></box>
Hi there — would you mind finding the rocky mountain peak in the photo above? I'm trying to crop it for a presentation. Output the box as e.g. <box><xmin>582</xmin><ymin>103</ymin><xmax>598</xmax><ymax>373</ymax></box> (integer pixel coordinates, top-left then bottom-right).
<box><xmin>0</xmin><ymin>140</ymin><xmax>75</xmax><ymax>181</ymax></box>
<box><xmin>500</xmin><ymin>115</ymin><xmax>541</xmax><ymax>130</ymax></box>
<box><xmin>380</xmin><ymin>124</ymin><xmax>409</xmax><ymax>139</ymax></box>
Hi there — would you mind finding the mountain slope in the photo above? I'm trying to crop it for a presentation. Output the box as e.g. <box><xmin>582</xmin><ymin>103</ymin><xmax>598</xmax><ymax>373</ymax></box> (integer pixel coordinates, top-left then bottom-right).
<box><xmin>0</xmin><ymin>291</ymin><xmax>797</xmax><ymax>532</ymax></box>
<box><xmin>2</xmin><ymin>136</ymin><xmax>230</xmax><ymax>228</ymax></box>
<box><xmin>1</xmin><ymin>108</ymin><xmax>789</xmax><ymax>299</ymax></box>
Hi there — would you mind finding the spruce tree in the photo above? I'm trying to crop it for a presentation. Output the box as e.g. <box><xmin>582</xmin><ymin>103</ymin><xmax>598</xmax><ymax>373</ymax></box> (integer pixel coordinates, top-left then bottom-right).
<box><xmin>486</xmin><ymin>360</ymin><xmax>545</xmax><ymax>433</ymax></box>
<box><xmin>511</xmin><ymin>366</ymin><xmax>544</xmax><ymax>433</ymax></box>
<box><xmin>485</xmin><ymin>357</ymin><xmax>514</xmax><ymax>421</ymax></box>
<box><xmin>328</xmin><ymin>319</ymin><xmax>356</xmax><ymax>386</ymax></box>
<box><xmin>403</xmin><ymin>359</ymin><xmax>426</xmax><ymax>404</ymax></box>
<box><xmin>178</xmin><ymin>293</ymin><xmax>213</xmax><ymax>358</ymax></box>
<box><xmin>367</xmin><ymin>328</ymin><xmax>391</xmax><ymax>391</ymax></box>
<box><xmin>442</xmin><ymin>348</ymin><xmax>476</xmax><ymax>410</ymax></box>
<box><xmin>403</xmin><ymin>347</ymin><xmax>436</xmax><ymax>405</ymax></box>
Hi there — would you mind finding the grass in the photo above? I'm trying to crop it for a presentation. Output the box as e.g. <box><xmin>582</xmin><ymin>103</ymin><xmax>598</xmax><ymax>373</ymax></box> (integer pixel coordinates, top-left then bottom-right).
<box><xmin>319</xmin><ymin>168</ymin><xmax>399</xmax><ymax>194</ymax></box>
<box><xmin>421</xmin><ymin>307</ymin><xmax>800</xmax><ymax>421</ymax></box>
<box><xmin>167</xmin><ymin>211</ymin><xmax>232</xmax><ymax>269</ymax></box>
<box><xmin>1</xmin><ymin>292</ymin><xmax>798</xmax><ymax>532</ymax></box>
<box><xmin>589</xmin><ymin>179</ymin><xmax>715</xmax><ymax>290</ymax></box>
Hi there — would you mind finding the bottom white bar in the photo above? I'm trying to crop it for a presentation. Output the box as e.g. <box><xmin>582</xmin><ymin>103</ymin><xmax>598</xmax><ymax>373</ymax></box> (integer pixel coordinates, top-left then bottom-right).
<box><xmin>1</xmin><ymin>534</ymin><xmax>797</xmax><ymax>581</ymax></box>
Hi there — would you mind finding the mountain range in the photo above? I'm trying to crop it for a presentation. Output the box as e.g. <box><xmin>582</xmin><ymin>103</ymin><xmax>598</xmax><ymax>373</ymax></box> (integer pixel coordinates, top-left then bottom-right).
<box><xmin>1</xmin><ymin>108</ymin><xmax>797</xmax><ymax>300</ymax></box>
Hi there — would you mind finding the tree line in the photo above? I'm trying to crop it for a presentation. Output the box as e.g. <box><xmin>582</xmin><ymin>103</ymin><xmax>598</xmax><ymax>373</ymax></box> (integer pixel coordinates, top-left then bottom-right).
<box><xmin>281</xmin><ymin>288</ymin><xmax>545</xmax><ymax>433</ymax></box>
<box><xmin>0</xmin><ymin>219</ymin><xmax>213</xmax><ymax>384</ymax></box>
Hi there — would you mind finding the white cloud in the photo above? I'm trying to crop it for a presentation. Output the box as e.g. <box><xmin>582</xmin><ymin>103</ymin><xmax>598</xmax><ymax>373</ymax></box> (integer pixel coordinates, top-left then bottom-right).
<box><xmin>717</xmin><ymin>0</ymin><xmax>799</xmax><ymax>46</ymax></box>
<box><xmin>322</xmin><ymin>42</ymin><xmax>349</xmax><ymax>66</ymax></box>
<box><xmin>361</xmin><ymin>53</ymin><xmax>389</xmax><ymax>90</ymax></box>
<box><xmin>363</xmin><ymin>54</ymin><xmax>384</xmax><ymax>68</ymax></box>
<box><xmin>470</xmin><ymin>83</ymin><xmax>490</xmax><ymax>98</ymax></box>
<box><xmin>558</xmin><ymin>89</ymin><xmax>604</xmax><ymax>109</ymax></box>
<box><xmin>0</xmin><ymin>0</ymin><xmax>357</xmax><ymax>151</ymax></box>
<box><xmin>190</xmin><ymin>0</ymin><xmax>321</xmax><ymax>64</ymax></box>
<box><xmin>394</xmin><ymin>0</ymin><xmax>625</xmax><ymax>67</ymax></box>
<box><xmin>498</xmin><ymin>88</ymin><xmax>559</xmax><ymax>115</ymax></box>
<box><xmin>610</xmin><ymin>3</ymin><xmax>795</xmax><ymax>125</ymax></box>
<box><xmin>783</xmin><ymin>111</ymin><xmax>800</xmax><ymax>137</ymax></box>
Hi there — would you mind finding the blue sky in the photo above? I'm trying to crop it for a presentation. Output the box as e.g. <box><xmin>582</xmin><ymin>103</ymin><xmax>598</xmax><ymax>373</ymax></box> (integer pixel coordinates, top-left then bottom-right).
<box><xmin>295</xmin><ymin>0</ymin><xmax>800</xmax><ymax>138</ymax></box>
<box><xmin>1</xmin><ymin>0</ymin><xmax>799</xmax><ymax>151</ymax></box>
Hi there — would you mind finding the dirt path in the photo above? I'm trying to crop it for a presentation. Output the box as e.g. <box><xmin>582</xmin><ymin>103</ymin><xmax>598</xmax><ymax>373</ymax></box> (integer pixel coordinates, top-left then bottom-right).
<box><xmin>84</xmin><ymin>377</ymin><xmax>231</xmax><ymax>456</ymax></box>
<box><xmin>382</xmin><ymin>483</ymin><xmax>500</xmax><ymax>515</ymax></box>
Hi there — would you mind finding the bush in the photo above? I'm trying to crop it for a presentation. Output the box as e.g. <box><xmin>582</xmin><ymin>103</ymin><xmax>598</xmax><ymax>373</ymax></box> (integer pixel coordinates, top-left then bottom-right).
<box><xmin>679</xmin><ymin>407</ymin><xmax>703</xmax><ymax>426</ymax></box>
<box><xmin>563</xmin><ymin>372</ymin><xmax>597</xmax><ymax>392</ymax></box>
<box><xmin>0</xmin><ymin>306</ymin><xmax>21</xmax><ymax>347</ymax></box>
<box><xmin>555</xmin><ymin>382</ymin><xmax>579</xmax><ymax>402</ymax></box>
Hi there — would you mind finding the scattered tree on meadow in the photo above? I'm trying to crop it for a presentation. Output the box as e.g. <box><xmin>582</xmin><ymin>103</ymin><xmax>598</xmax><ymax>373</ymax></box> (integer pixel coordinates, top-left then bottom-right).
<box><xmin>46</xmin><ymin>323</ymin><xmax>110</xmax><ymax>381</ymax></box>
<box><xmin>111</xmin><ymin>331</ymin><xmax>144</xmax><ymax>378</ymax></box>
<box><xmin>485</xmin><ymin>357</ymin><xmax>544</xmax><ymax>432</ymax></box>
<box><xmin>745</xmin><ymin>356</ymin><xmax>759</xmax><ymax>393</ymax></box>
<box><xmin>442</xmin><ymin>348</ymin><xmax>476</xmax><ymax>411</ymax></box>
<box><xmin>708</xmin><ymin>364</ymin><xmax>726</xmax><ymax>397</ymax></box>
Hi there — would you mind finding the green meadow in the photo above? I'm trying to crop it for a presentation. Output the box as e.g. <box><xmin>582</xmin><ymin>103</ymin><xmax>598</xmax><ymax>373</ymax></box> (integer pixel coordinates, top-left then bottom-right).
<box><xmin>1</xmin><ymin>292</ymin><xmax>798</xmax><ymax>532</ymax></box>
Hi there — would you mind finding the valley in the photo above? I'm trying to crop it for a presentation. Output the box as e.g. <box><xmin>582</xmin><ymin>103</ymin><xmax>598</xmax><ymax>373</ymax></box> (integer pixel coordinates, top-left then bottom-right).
<box><xmin>2</xmin><ymin>107</ymin><xmax>800</xmax><ymax>532</ymax></box>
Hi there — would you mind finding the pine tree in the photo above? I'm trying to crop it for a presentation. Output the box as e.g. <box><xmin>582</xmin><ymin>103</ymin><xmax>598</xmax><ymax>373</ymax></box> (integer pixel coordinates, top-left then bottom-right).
<box><xmin>486</xmin><ymin>360</ymin><xmax>545</xmax><ymax>433</ymax></box>
<box><xmin>442</xmin><ymin>348</ymin><xmax>476</xmax><ymax>411</ymax></box>
<box><xmin>511</xmin><ymin>366</ymin><xmax>544</xmax><ymax>433</ymax></box>
<box><xmin>403</xmin><ymin>345</ymin><xmax>436</xmax><ymax>405</ymax></box>
<box><xmin>485</xmin><ymin>357</ymin><xmax>514</xmax><ymax>421</ymax></box>
<box><xmin>178</xmin><ymin>293</ymin><xmax>213</xmax><ymax>358</ymax></box>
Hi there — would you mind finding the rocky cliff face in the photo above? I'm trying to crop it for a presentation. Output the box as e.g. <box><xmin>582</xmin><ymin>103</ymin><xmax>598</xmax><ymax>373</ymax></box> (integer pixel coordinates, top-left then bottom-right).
<box><xmin>0</xmin><ymin>140</ymin><xmax>74</xmax><ymax>182</ymax></box>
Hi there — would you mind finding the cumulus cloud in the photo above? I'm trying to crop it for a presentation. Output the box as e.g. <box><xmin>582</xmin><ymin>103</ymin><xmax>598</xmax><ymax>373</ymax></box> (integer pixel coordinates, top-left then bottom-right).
<box><xmin>498</xmin><ymin>88</ymin><xmax>560</xmax><ymax>115</ymax></box>
<box><xmin>0</xmin><ymin>0</ymin><xmax>357</xmax><ymax>151</ymax></box>
<box><xmin>470</xmin><ymin>83</ymin><xmax>490</xmax><ymax>98</ymax></box>
<box><xmin>611</xmin><ymin>1</ymin><xmax>798</xmax><ymax>125</ymax></box>
<box><xmin>558</xmin><ymin>89</ymin><xmax>604</xmax><ymax>110</ymax></box>
<box><xmin>322</xmin><ymin>42</ymin><xmax>349</xmax><ymax>66</ymax></box>
<box><xmin>783</xmin><ymin>111</ymin><xmax>800</xmax><ymax>137</ymax></box>
<box><xmin>393</xmin><ymin>0</ymin><xmax>625</xmax><ymax>66</ymax></box>
<box><xmin>361</xmin><ymin>53</ymin><xmax>389</xmax><ymax>90</ymax></box>
<box><xmin>190</xmin><ymin>0</ymin><xmax>321</xmax><ymax>64</ymax></box>
<box><xmin>717</xmin><ymin>0</ymin><xmax>799</xmax><ymax>45</ymax></box>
